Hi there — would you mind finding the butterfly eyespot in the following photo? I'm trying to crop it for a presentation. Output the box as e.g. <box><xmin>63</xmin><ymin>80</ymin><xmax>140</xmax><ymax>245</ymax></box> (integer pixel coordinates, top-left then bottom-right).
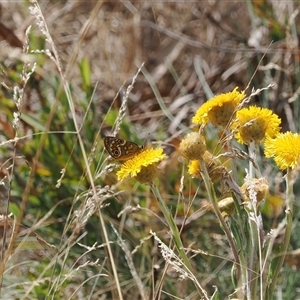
<box><xmin>113</xmin><ymin>150</ymin><xmax>120</xmax><ymax>155</ymax></box>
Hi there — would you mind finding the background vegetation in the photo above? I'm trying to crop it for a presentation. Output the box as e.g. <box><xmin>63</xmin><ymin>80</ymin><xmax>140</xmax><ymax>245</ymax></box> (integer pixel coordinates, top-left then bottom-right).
<box><xmin>0</xmin><ymin>0</ymin><xmax>300</xmax><ymax>299</ymax></box>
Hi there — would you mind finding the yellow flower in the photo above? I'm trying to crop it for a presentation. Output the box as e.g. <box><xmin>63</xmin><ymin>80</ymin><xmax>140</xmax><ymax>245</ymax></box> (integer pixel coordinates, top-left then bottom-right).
<box><xmin>187</xmin><ymin>151</ymin><xmax>226</xmax><ymax>182</ymax></box>
<box><xmin>192</xmin><ymin>87</ymin><xmax>245</xmax><ymax>126</ymax></box>
<box><xmin>117</xmin><ymin>148</ymin><xmax>166</xmax><ymax>182</ymax></box>
<box><xmin>188</xmin><ymin>160</ymin><xmax>201</xmax><ymax>178</ymax></box>
<box><xmin>264</xmin><ymin>132</ymin><xmax>300</xmax><ymax>170</ymax></box>
<box><xmin>232</xmin><ymin>106</ymin><xmax>281</xmax><ymax>145</ymax></box>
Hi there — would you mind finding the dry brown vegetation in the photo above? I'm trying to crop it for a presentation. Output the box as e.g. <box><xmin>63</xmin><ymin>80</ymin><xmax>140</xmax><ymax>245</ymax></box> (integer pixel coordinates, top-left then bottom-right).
<box><xmin>2</xmin><ymin>1</ymin><xmax>299</xmax><ymax>133</ymax></box>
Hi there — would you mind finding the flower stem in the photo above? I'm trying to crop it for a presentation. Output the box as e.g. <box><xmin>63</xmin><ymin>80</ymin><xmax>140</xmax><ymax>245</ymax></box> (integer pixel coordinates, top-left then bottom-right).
<box><xmin>199</xmin><ymin>160</ymin><xmax>241</xmax><ymax>278</ymax></box>
<box><xmin>266</xmin><ymin>169</ymin><xmax>294</xmax><ymax>299</ymax></box>
<box><xmin>150</xmin><ymin>183</ymin><xmax>209</xmax><ymax>300</ymax></box>
<box><xmin>247</xmin><ymin>142</ymin><xmax>262</xmax><ymax>299</ymax></box>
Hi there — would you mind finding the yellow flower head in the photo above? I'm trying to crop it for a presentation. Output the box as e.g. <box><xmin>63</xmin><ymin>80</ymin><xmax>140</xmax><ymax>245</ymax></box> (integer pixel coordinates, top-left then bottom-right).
<box><xmin>188</xmin><ymin>160</ymin><xmax>201</xmax><ymax>178</ymax></box>
<box><xmin>264</xmin><ymin>132</ymin><xmax>300</xmax><ymax>170</ymax></box>
<box><xmin>192</xmin><ymin>87</ymin><xmax>245</xmax><ymax>127</ymax></box>
<box><xmin>187</xmin><ymin>151</ymin><xmax>226</xmax><ymax>182</ymax></box>
<box><xmin>116</xmin><ymin>148</ymin><xmax>166</xmax><ymax>183</ymax></box>
<box><xmin>232</xmin><ymin>106</ymin><xmax>281</xmax><ymax>145</ymax></box>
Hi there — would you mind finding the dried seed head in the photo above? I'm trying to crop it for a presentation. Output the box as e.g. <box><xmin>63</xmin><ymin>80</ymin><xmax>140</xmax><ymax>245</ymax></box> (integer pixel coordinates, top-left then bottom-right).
<box><xmin>179</xmin><ymin>132</ymin><xmax>206</xmax><ymax>160</ymax></box>
<box><xmin>241</xmin><ymin>177</ymin><xmax>269</xmax><ymax>204</ymax></box>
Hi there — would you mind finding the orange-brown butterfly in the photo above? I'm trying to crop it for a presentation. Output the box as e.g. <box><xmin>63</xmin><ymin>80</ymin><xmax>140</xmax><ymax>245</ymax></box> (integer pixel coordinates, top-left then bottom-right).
<box><xmin>103</xmin><ymin>136</ymin><xmax>144</xmax><ymax>161</ymax></box>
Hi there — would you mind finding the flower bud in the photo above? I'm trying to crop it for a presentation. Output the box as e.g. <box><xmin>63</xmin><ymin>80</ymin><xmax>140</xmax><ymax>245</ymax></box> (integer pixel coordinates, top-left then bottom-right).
<box><xmin>179</xmin><ymin>132</ymin><xmax>206</xmax><ymax>160</ymax></box>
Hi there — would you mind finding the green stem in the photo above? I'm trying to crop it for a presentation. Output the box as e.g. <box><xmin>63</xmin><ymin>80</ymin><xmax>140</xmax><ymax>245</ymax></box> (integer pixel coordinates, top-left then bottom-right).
<box><xmin>247</xmin><ymin>143</ymin><xmax>260</xmax><ymax>299</ymax></box>
<box><xmin>266</xmin><ymin>169</ymin><xmax>294</xmax><ymax>299</ymax></box>
<box><xmin>248</xmin><ymin>216</ymin><xmax>258</xmax><ymax>300</ymax></box>
<box><xmin>199</xmin><ymin>160</ymin><xmax>241</xmax><ymax>279</ymax></box>
<box><xmin>150</xmin><ymin>183</ymin><xmax>209</xmax><ymax>300</ymax></box>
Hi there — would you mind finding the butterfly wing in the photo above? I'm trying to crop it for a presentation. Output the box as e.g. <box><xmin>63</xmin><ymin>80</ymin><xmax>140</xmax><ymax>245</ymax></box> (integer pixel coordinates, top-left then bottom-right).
<box><xmin>103</xmin><ymin>136</ymin><xmax>143</xmax><ymax>161</ymax></box>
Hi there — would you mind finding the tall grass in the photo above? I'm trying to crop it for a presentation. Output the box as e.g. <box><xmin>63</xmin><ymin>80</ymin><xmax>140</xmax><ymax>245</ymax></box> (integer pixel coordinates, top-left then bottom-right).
<box><xmin>0</xmin><ymin>1</ymin><xmax>299</xmax><ymax>299</ymax></box>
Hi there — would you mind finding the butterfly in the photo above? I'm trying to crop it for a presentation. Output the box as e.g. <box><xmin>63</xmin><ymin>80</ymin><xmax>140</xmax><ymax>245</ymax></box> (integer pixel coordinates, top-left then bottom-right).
<box><xmin>103</xmin><ymin>136</ymin><xmax>144</xmax><ymax>161</ymax></box>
